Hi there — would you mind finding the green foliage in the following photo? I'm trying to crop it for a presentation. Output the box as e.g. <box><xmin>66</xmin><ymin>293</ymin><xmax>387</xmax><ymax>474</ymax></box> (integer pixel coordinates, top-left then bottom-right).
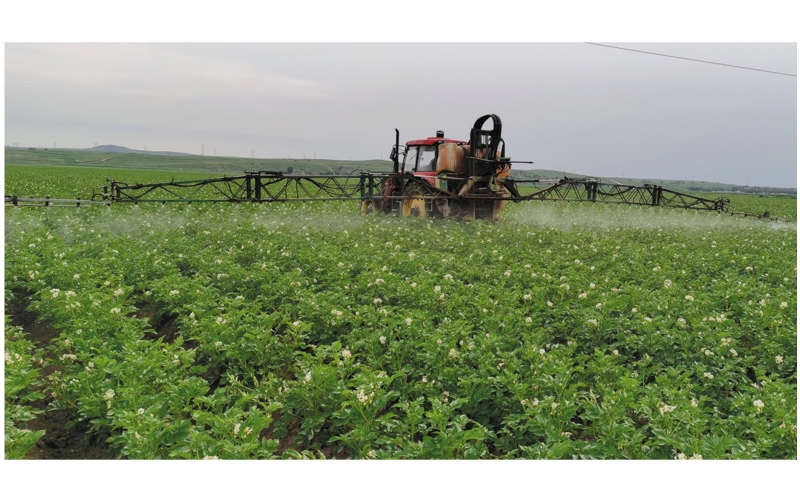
<box><xmin>4</xmin><ymin>320</ymin><xmax>47</xmax><ymax>459</ymax></box>
<box><xmin>4</xmin><ymin>194</ymin><xmax>796</xmax><ymax>459</ymax></box>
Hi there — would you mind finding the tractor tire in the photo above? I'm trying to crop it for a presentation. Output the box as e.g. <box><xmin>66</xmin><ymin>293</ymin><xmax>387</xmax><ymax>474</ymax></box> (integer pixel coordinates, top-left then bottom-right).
<box><xmin>401</xmin><ymin>185</ymin><xmax>428</xmax><ymax>219</ymax></box>
<box><xmin>359</xmin><ymin>199</ymin><xmax>376</xmax><ymax>216</ymax></box>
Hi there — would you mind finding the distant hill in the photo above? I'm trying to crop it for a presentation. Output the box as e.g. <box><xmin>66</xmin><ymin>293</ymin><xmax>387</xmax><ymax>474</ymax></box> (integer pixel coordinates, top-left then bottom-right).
<box><xmin>89</xmin><ymin>145</ymin><xmax>190</xmax><ymax>156</ymax></box>
<box><xmin>4</xmin><ymin>146</ymin><xmax>394</xmax><ymax>175</ymax></box>
<box><xmin>5</xmin><ymin>146</ymin><xmax>795</xmax><ymax>195</ymax></box>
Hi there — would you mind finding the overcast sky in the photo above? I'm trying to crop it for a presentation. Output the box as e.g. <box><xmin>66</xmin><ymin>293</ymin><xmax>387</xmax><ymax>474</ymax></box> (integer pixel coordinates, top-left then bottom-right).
<box><xmin>4</xmin><ymin>42</ymin><xmax>796</xmax><ymax>187</ymax></box>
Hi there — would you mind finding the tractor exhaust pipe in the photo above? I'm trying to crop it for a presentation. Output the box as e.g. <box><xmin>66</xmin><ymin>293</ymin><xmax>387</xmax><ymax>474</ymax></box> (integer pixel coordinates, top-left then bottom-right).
<box><xmin>392</xmin><ymin>128</ymin><xmax>400</xmax><ymax>173</ymax></box>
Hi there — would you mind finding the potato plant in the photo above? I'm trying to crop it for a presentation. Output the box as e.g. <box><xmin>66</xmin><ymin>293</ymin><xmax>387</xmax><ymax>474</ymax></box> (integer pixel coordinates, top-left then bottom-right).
<box><xmin>4</xmin><ymin>196</ymin><xmax>796</xmax><ymax>459</ymax></box>
<box><xmin>4</xmin><ymin>321</ymin><xmax>47</xmax><ymax>458</ymax></box>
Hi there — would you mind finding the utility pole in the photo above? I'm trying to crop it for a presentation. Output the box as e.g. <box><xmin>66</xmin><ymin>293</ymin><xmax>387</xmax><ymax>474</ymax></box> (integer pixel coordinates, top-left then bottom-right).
<box><xmin>252</xmin><ymin>150</ymin><xmax>254</xmax><ymax>158</ymax></box>
<box><xmin>214</xmin><ymin>148</ymin><xmax>217</xmax><ymax>156</ymax></box>
<box><xmin>143</xmin><ymin>145</ymin><xmax>147</xmax><ymax>152</ymax></box>
<box><xmin>201</xmin><ymin>144</ymin><xmax>205</xmax><ymax>156</ymax></box>
<box><xmin>54</xmin><ymin>141</ymin><xmax>57</xmax><ymax>148</ymax></box>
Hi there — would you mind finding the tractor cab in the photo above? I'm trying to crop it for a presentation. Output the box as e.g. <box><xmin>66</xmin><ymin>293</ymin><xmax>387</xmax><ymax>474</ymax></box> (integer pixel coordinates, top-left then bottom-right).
<box><xmin>379</xmin><ymin>130</ymin><xmax>466</xmax><ymax>209</ymax></box>
<box><xmin>401</xmin><ymin>131</ymin><xmax>464</xmax><ymax>177</ymax></box>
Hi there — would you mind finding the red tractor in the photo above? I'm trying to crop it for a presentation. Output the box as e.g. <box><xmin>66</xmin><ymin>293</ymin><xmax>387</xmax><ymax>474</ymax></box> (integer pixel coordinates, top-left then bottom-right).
<box><xmin>361</xmin><ymin>114</ymin><xmax>518</xmax><ymax>220</ymax></box>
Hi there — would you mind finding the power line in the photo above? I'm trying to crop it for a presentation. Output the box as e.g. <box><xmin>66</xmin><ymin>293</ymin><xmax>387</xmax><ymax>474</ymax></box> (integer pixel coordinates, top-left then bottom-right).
<box><xmin>585</xmin><ymin>43</ymin><xmax>796</xmax><ymax>77</ymax></box>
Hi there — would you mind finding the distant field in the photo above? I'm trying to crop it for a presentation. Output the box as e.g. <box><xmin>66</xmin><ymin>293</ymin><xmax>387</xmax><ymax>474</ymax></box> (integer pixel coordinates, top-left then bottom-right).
<box><xmin>722</xmin><ymin>193</ymin><xmax>797</xmax><ymax>221</ymax></box>
<box><xmin>4</xmin><ymin>148</ymin><xmax>393</xmax><ymax>176</ymax></box>
<box><xmin>4</xmin><ymin>166</ymin><xmax>223</xmax><ymax>200</ymax></box>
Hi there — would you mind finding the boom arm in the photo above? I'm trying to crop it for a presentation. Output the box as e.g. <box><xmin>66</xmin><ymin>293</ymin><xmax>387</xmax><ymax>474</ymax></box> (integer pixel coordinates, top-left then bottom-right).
<box><xmin>6</xmin><ymin>171</ymin><xmax>790</xmax><ymax>222</ymax></box>
<box><xmin>511</xmin><ymin>177</ymin><xmax>729</xmax><ymax>211</ymax></box>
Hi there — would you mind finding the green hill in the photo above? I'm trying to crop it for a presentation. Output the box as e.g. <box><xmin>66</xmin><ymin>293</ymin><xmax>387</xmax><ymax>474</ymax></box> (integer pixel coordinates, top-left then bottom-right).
<box><xmin>5</xmin><ymin>146</ymin><xmax>795</xmax><ymax>195</ymax></box>
<box><xmin>5</xmin><ymin>147</ymin><xmax>393</xmax><ymax>175</ymax></box>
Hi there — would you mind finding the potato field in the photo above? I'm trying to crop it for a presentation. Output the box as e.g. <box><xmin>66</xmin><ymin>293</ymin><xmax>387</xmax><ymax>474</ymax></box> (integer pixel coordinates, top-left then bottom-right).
<box><xmin>4</xmin><ymin>167</ymin><xmax>797</xmax><ymax>459</ymax></box>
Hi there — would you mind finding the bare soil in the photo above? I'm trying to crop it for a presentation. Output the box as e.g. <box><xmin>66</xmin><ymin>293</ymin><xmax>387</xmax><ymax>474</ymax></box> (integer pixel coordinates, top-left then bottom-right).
<box><xmin>262</xmin><ymin>412</ymin><xmax>349</xmax><ymax>460</ymax></box>
<box><xmin>24</xmin><ymin>397</ymin><xmax>114</xmax><ymax>459</ymax></box>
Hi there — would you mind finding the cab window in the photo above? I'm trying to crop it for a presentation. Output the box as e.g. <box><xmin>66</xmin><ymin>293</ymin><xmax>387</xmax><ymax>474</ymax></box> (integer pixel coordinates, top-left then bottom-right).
<box><xmin>417</xmin><ymin>146</ymin><xmax>437</xmax><ymax>172</ymax></box>
<box><xmin>403</xmin><ymin>147</ymin><xmax>418</xmax><ymax>173</ymax></box>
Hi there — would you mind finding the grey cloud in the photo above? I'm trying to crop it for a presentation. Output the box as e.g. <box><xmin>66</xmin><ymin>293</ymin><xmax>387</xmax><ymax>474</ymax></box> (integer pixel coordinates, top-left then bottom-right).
<box><xmin>5</xmin><ymin>43</ymin><xmax>796</xmax><ymax>187</ymax></box>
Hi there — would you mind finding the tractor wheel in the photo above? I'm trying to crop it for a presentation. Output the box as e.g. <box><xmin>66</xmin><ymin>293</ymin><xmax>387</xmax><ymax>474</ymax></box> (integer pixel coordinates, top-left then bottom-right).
<box><xmin>359</xmin><ymin>199</ymin><xmax>375</xmax><ymax>216</ymax></box>
<box><xmin>401</xmin><ymin>186</ymin><xmax>427</xmax><ymax>218</ymax></box>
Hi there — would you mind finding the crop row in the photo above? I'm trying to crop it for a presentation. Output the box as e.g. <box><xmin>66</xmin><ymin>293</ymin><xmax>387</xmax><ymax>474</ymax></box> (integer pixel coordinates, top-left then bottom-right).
<box><xmin>4</xmin><ymin>199</ymin><xmax>797</xmax><ymax>458</ymax></box>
